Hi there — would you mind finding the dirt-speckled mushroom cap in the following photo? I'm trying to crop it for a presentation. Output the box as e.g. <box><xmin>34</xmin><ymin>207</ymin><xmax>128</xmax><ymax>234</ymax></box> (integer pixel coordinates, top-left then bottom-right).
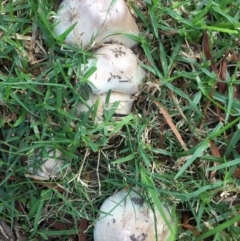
<box><xmin>54</xmin><ymin>0</ymin><xmax>139</xmax><ymax>48</ymax></box>
<box><xmin>84</xmin><ymin>44</ymin><xmax>146</xmax><ymax>95</ymax></box>
<box><xmin>94</xmin><ymin>188</ymin><xmax>177</xmax><ymax>241</ymax></box>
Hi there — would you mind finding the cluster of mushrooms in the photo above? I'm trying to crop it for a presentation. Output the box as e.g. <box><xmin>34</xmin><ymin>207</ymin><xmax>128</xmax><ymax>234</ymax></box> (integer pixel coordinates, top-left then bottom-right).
<box><xmin>27</xmin><ymin>0</ymin><xmax>177</xmax><ymax>240</ymax></box>
<box><xmin>28</xmin><ymin>0</ymin><xmax>146</xmax><ymax>182</ymax></box>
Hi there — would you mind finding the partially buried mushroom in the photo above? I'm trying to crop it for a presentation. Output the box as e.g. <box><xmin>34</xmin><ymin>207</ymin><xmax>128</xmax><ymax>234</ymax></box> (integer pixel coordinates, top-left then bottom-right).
<box><xmin>76</xmin><ymin>44</ymin><xmax>146</xmax><ymax>120</ymax></box>
<box><xmin>94</xmin><ymin>188</ymin><xmax>177</xmax><ymax>241</ymax></box>
<box><xmin>54</xmin><ymin>0</ymin><xmax>139</xmax><ymax>48</ymax></box>
<box><xmin>26</xmin><ymin>148</ymin><xmax>65</xmax><ymax>180</ymax></box>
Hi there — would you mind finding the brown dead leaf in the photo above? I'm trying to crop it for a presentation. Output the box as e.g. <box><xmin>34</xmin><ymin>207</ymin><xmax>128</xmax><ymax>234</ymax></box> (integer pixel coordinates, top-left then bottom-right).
<box><xmin>181</xmin><ymin>223</ymin><xmax>202</xmax><ymax>237</ymax></box>
<box><xmin>181</xmin><ymin>213</ymin><xmax>202</xmax><ymax>239</ymax></box>
<box><xmin>154</xmin><ymin>100</ymin><xmax>188</xmax><ymax>151</ymax></box>
<box><xmin>200</xmin><ymin>31</ymin><xmax>227</xmax><ymax>127</ymax></box>
<box><xmin>209</xmin><ymin>140</ymin><xmax>221</xmax><ymax>180</ymax></box>
<box><xmin>202</xmin><ymin>30</ymin><xmax>220</xmax><ymax>77</ymax></box>
<box><xmin>210</xmin><ymin>140</ymin><xmax>221</xmax><ymax>158</ymax></box>
<box><xmin>78</xmin><ymin>219</ymin><xmax>88</xmax><ymax>241</ymax></box>
<box><xmin>229</xmin><ymin>50</ymin><xmax>239</xmax><ymax>62</ymax></box>
<box><xmin>233</xmin><ymin>167</ymin><xmax>240</xmax><ymax>179</ymax></box>
<box><xmin>219</xmin><ymin>56</ymin><xmax>227</xmax><ymax>93</ymax></box>
<box><xmin>203</xmin><ymin>31</ymin><xmax>218</xmax><ymax>75</ymax></box>
<box><xmin>209</xmin><ymin>141</ymin><xmax>240</xmax><ymax>180</ymax></box>
<box><xmin>47</xmin><ymin>219</ymin><xmax>74</xmax><ymax>230</ymax></box>
<box><xmin>203</xmin><ymin>31</ymin><xmax>212</xmax><ymax>61</ymax></box>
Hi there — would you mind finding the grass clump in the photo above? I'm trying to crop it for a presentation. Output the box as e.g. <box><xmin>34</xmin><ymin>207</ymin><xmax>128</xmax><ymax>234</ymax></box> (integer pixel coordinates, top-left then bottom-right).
<box><xmin>1</xmin><ymin>0</ymin><xmax>240</xmax><ymax>240</ymax></box>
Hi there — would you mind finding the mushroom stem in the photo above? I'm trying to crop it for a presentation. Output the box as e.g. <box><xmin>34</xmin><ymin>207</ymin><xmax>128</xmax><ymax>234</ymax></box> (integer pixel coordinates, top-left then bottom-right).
<box><xmin>76</xmin><ymin>92</ymin><xmax>134</xmax><ymax>121</ymax></box>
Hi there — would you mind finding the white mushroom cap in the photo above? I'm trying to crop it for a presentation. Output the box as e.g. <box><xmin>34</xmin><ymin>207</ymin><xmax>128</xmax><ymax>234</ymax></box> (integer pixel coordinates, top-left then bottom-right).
<box><xmin>54</xmin><ymin>0</ymin><xmax>139</xmax><ymax>48</ymax></box>
<box><xmin>76</xmin><ymin>92</ymin><xmax>133</xmax><ymax>119</ymax></box>
<box><xmin>84</xmin><ymin>44</ymin><xmax>146</xmax><ymax>95</ymax></box>
<box><xmin>94</xmin><ymin>188</ymin><xmax>177</xmax><ymax>241</ymax></box>
<box><xmin>26</xmin><ymin>148</ymin><xmax>64</xmax><ymax>180</ymax></box>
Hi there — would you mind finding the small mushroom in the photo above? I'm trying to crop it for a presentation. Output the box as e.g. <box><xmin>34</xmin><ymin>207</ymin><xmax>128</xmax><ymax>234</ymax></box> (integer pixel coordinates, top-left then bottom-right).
<box><xmin>26</xmin><ymin>148</ymin><xmax>64</xmax><ymax>180</ymax></box>
<box><xmin>94</xmin><ymin>188</ymin><xmax>177</xmax><ymax>241</ymax></box>
<box><xmin>85</xmin><ymin>44</ymin><xmax>145</xmax><ymax>94</ymax></box>
<box><xmin>54</xmin><ymin>0</ymin><xmax>139</xmax><ymax>48</ymax></box>
<box><xmin>77</xmin><ymin>44</ymin><xmax>145</xmax><ymax>119</ymax></box>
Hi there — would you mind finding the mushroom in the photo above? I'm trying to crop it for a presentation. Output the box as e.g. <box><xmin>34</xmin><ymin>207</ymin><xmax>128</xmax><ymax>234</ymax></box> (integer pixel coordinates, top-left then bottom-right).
<box><xmin>54</xmin><ymin>0</ymin><xmax>139</xmax><ymax>48</ymax></box>
<box><xmin>94</xmin><ymin>188</ymin><xmax>177</xmax><ymax>241</ymax></box>
<box><xmin>76</xmin><ymin>92</ymin><xmax>133</xmax><ymax>119</ymax></box>
<box><xmin>26</xmin><ymin>148</ymin><xmax>64</xmax><ymax>180</ymax></box>
<box><xmin>76</xmin><ymin>44</ymin><xmax>146</xmax><ymax>119</ymax></box>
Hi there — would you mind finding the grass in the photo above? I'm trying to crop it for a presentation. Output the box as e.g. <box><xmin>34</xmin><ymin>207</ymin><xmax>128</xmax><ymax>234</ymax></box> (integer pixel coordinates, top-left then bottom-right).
<box><xmin>1</xmin><ymin>0</ymin><xmax>240</xmax><ymax>240</ymax></box>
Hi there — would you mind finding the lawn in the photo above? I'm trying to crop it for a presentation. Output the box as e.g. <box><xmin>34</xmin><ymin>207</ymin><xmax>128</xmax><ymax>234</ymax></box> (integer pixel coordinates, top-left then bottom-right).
<box><xmin>1</xmin><ymin>0</ymin><xmax>240</xmax><ymax>240</ymax></box>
